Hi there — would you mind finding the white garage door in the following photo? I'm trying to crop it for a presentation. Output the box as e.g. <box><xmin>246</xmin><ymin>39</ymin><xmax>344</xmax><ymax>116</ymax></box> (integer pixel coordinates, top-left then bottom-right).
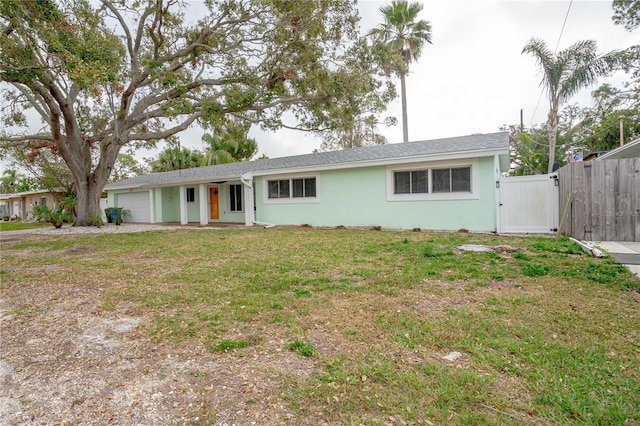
<box><xmin>115</xmin><ymin>192</ymin><xmax>150</xmax><ymax>223</ymax></box>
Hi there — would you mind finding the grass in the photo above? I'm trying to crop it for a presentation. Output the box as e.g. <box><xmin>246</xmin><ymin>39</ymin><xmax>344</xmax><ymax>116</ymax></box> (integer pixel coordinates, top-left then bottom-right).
<box><xmin>2</xmin><ymin>228</ymin><xmax>639</xmax><ymax>424</ymax></box>
<box><xmin>0</xmin><ymin>221</ymin><xmax>51</xmax><ymax>231</ymax></box>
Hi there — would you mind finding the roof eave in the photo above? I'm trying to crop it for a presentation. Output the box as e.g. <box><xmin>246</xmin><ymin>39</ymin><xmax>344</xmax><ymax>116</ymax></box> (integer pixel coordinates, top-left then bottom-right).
<box><xmin>253</xmin><ymin>147</ymin><xmax>508</xmax><ymax>177</ymax></box>
<box><xmin>596</xmin><ymin>137</ymin><xmax>640</xmax><ymax>160</ymax></box>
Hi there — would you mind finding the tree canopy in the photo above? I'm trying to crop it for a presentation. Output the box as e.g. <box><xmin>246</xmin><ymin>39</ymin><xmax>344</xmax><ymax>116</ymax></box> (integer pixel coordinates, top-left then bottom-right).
<box><xmin>0</xmin><ymin>0</ymin><xmax>393</xmax><ymax>225</ymax></box>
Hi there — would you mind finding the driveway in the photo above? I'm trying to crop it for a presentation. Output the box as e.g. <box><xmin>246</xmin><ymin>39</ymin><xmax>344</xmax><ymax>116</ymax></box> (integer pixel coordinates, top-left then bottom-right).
<box><xmin>590</xmin><ymin>241</ymin><xmax>640</xmax><ymax>278</ymax></box>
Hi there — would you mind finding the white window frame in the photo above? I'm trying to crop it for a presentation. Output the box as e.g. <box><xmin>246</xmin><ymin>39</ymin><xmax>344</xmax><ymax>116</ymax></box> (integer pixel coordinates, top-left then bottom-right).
<box><xmin>262</xmin><ymin>173</ymin><xmax>321</xmax><ymax>204</ymax></box>
<box><xmin>386</xmin><ymin>159</ymin><xmax>479</xmax><ymax>201</ymax></box>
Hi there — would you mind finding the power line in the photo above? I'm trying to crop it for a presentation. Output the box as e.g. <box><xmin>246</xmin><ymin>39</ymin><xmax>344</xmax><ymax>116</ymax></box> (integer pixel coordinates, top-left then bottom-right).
<box><xmin>528</xmin><ymin>0</ymin><xmax>574</xmax><ymax>127</ymax></box>
<box><xmin>555</xmin><ymin>0</ymin><xmax>574</xmax><ymax>52</ymax></box>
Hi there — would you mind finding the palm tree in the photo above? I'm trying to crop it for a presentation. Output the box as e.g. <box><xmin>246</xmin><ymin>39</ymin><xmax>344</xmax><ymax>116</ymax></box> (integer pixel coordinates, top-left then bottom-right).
<box><xmin>522</xmin><ymin>38</ymin><xmax>615</xmax><ymax>173</ymax></box>
<box><xmin>1</xmin><ymin>169</ymin><xmax>19</xmax><ymax>193</ymax></box>
<box><xmin>369</xmin><ymin>0</ymin><xmax>432</xmax><ymax>143</ymax></box>
<box><xmin>202</xmin><ymin>132</ymin><xmax>239</xmax><ymax>166</ymax></box>
<box><xmin>150</xmin><ymin>147</ymin><xmax>204</xmax><ymax>172</ymax></box>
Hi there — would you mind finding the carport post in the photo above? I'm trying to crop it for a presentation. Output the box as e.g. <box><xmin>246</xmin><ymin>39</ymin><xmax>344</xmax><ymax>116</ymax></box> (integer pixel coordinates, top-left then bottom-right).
<box><xmin>179</xmin><ymin>185</ymin><xmax>188</xmax><ymax>225</ymax></box>
<box><xmin>148</xmin><ymin>189</ymin><xmax>156</xmax><ymax>223</ymax></box>
<box><xmin>199</xmin><ymin>184</ymin><xmax>208</xmax><ymax>225</ymax></box>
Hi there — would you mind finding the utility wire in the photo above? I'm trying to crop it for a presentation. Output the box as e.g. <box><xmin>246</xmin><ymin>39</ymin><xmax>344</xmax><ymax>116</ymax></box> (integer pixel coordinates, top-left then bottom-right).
<box><xmin>528</xmin><ymin>0</ymin><xmax>574</xmax><ymax>127</ymax></box>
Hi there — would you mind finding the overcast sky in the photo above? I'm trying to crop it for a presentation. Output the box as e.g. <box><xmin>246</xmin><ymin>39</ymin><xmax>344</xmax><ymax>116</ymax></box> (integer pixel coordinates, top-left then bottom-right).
<box><xmin>228</xmin><ymin>0</ymin><xmax>636</xmax><ymax>160</ymax></box>
<box><xmin>2</xmin><ymin>1</ymin><xmax>636</xmax><ymax>170</ymax></box>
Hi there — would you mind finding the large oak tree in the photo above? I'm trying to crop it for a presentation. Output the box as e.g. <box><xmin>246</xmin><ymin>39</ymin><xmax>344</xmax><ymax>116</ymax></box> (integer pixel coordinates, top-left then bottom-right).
<box><xmin>0</xmin><ymin>0</ymin><xmax>392</xmax><ymax>225</ymax></box>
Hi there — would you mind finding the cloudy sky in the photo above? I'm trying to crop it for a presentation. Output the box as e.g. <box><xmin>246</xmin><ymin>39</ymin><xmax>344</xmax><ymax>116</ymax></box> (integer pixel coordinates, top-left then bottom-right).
<box><xmin>234</xmin><ymin>0</ymin><xmax>636</xmax><ymax>160</ymax></box>
<box><xmin>2</xmin><ymin>1</ymin><xmax>636</xmax><ymax>170</ymax></box>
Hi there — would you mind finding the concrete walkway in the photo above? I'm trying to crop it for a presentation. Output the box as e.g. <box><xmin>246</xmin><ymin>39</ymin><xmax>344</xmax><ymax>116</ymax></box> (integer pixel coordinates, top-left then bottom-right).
<box><xmin>590</xmin><ymin>241</ymin><xmax>640</xmax><ymax>278</ymax></box>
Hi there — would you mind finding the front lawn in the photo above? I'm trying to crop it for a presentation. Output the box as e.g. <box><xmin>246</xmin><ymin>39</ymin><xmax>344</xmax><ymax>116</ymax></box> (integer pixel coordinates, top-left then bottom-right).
<box><xmin>1</xmin><ymin>228</ymin><xmax>638</xmax><ymax>425</ymax></box>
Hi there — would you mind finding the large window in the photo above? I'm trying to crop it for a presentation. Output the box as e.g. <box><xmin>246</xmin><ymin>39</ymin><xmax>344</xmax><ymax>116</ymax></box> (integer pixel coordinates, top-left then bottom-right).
<box><xmin>394</xmin><ymin>170</ymin><xmax>428</xmax><ymax>194</ymax></box>
<box><xmin>268</xmin><ymin>179</ymin><xmax>290</xmax><ymax>199</ymax></box>
<box><xmin>229</xmin><ymin>184</ymin><xmax>242</xmax><ymax>212</ymax></box>
<box><xmin>268</xmin><ymin>177</ymin><xmax>316</xmax><ymax>199</ymax></box>
<box><xmin>432</xmin><ymin>167</ymin><xmax>471</xmax><ymax>193</ymax></box>
<box><xmin>388</xmin><ymin>163</ymin><xmax>475</xmax><ymax>201</ymax></box>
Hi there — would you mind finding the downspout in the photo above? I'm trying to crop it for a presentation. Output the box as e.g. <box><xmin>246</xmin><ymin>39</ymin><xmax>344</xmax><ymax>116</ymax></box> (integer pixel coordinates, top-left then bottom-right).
<box><xmin>240</xmin><ymin>172</ymin><xmax>275</xmax><ymax>229</ymax></box>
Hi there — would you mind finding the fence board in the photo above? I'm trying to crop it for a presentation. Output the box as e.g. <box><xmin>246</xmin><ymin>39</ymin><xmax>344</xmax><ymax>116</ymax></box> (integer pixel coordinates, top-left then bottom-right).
<box><xmin>558</xmin><ymin>159</ymin><xmax>639</xmax><ymax>242</ymax></box>
<box><xmin>571</xmin><ymin>163</ymin><xmax>587</xmax><ymax>240</ymax></box>
<box><xmin>604</xmin><ymin>160</ymin><xmax>618</xmax><ymax>241</ymax></box>
<box><xmin>632</xmin><ymin>158</ymin><xmax>640</xmax><ymax>242</ymax></box>
<box><xmin>558</xmin><ymin>165</ymin><xmax>573</xmax><ymax>236</ymax></box>
<box><xmin>617</xmin><ymin>160</ymin><xmax>633</xmax><ymax>242</ymax></box>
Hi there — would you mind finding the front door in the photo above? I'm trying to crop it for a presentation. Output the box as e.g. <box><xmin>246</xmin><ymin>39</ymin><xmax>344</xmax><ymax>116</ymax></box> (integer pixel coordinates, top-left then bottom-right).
<box><xmin>209</xmin><ymin>187</ymin><xmax>219</xmax><ymax>220</ymax></box>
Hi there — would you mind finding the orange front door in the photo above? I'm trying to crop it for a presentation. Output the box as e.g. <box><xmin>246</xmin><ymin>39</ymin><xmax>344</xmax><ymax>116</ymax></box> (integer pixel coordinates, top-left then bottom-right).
<box><xmin>209</xmin><ymin>187</ymin><xmax>219</xmax><ymax>220</ymax></box>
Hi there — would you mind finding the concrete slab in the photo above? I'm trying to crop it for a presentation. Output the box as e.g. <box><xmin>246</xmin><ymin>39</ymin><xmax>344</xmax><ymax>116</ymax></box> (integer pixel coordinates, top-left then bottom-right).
<box><xmin>589</xmin><ymin>241</ymin><xmax>640</xmax><ymax>278</ymax></box>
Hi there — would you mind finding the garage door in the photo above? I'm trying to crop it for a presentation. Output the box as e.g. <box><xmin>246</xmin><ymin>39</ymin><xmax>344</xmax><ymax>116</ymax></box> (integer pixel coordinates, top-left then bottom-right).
<box><xmin>115</xmin><ymin>191</ymin><xmax>150</xmax><ymax>223</ymax></box>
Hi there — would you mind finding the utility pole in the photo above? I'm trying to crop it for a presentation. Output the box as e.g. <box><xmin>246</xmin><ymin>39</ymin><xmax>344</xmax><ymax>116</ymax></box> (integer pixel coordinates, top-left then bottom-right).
<box><xmin>619</xmin><ymin>115</ymin><xmax>624</xmax><ymax>146</ymax></box>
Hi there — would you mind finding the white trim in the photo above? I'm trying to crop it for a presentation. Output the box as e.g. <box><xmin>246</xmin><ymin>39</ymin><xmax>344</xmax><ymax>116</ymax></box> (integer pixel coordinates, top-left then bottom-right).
<box><xmin>386</xmin><ymin>159</ymin><xmax>479</xmax><ymax>201</ymax></box>
<box><xmin>262</xmin><ymin>172</ymin><xmax>321</xmax><ymax>205</ymax></box>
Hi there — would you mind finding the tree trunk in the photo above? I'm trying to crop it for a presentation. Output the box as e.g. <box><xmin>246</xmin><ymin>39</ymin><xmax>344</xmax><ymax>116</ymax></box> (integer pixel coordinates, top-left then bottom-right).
<box><xmin>400</xmin><ymin>73</ymin><xmax>409</xmax><ymax>143</ymax></box>
<box><xmin>67</xmin><ymin>141</ymin><xmax>121</xmax><ymax>226</ymax></box>
<box><xmin>547</xmin><ymin>102</ymin><xmax>559</xmax><ymax>174</ymax></box>
<box><xmin>73</xmin><ymin>177</ymin><xmax>104</xmax><ymax>226</ymax></box>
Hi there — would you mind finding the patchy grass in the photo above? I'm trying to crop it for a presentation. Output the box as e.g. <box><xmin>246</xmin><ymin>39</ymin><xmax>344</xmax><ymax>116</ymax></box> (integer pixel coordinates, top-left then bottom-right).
<box><xmin>2</xmin><ymin>228</ymin><xmax>639</xmax><ymax>425</ymax></box>
<box><xmin>288</xmin><ymin>340</ymin><xmax>315</xmax><ymax>357</ymax></box>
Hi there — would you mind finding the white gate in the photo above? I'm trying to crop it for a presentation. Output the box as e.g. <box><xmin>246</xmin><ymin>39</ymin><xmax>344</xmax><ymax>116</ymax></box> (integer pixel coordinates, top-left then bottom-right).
<box><xmin>498</xmin><ymin>174</ymin><xmax>559</xmax><ymax>234</ymax></box>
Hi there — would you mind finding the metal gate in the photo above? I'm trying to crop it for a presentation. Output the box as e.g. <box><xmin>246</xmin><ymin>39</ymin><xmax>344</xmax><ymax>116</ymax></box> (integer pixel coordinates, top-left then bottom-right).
<box><xmin>498</xmin><ymin>174</ymin><xmax>559</xmax><ymax>234</ymax></box>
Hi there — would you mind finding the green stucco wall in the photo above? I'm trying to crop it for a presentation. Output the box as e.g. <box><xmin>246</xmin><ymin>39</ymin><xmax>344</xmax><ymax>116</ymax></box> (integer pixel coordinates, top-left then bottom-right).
<box><xmin>255</xmin><ymin>157</ymin><xmax>498</xmax><ymax>232</ymax></box>
<box><xmin>158</xmin><ymin>187</ymin><xmax>180</xmax><ymax>222</ymax></box>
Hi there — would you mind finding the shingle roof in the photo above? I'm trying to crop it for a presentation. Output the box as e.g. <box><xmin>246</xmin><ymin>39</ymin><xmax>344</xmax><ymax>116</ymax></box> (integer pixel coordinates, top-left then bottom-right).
<box><xmin>105</xmin><ymin>132</ymin><xmax>508</xmax><ymax>190</ymax></box>
<box><xmin>596</xmin><ymin>137</ymin><xmax>640</xmax><ymax>160</ymax></box>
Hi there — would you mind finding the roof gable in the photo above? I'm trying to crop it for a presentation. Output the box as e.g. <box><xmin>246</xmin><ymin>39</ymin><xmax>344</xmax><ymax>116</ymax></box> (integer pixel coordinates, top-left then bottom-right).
<box><xmin>105</xmin><ymin>132</ymin><xmax>509</xmax><ymax>190</ymax></box>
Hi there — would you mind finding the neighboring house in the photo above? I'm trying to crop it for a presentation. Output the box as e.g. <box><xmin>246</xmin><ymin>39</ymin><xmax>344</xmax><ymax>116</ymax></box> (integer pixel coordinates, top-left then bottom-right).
<box><xmin>0</xmin><ymin>189</ymin><xmax>65</xmax><ymax>220</ymax></box>
<box><xmin>104</xmin><ymin>132</ymin><xmax>510</xmax><ymax>232</ymax></box>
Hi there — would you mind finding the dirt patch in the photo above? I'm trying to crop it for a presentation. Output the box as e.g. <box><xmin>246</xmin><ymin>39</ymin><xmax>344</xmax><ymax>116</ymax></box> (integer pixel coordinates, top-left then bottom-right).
<box><xmin>0</xmin><ymin>235</ymin><xmax>315</xmax><ymax>425</ymax></box>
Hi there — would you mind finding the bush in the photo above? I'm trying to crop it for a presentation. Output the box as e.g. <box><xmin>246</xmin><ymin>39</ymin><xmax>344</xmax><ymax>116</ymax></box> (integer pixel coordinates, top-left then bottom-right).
<box><xmin>34</xmin><ymin>205</ymin><xmax>73</xmax><ymax>228</ymax></box>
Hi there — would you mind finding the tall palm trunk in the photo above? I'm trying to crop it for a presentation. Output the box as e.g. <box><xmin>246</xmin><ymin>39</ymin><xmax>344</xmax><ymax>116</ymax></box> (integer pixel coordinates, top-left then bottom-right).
<box><xmin>400</xmin><ymin>73</ymin><xmax>408</xmax><ymax>143</ymax></box>
<box><xmin>547</xmin><ymin>101</ymin><xmax>559</xmax><ymax>174</ymax></box>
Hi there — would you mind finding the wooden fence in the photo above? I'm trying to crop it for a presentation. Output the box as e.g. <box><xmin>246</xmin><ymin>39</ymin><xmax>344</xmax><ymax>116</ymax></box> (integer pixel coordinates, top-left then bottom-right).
<box><xmin>558</xmin><ymin>159</ymin><xmax>640</xmax><ymax>242</ymax></box>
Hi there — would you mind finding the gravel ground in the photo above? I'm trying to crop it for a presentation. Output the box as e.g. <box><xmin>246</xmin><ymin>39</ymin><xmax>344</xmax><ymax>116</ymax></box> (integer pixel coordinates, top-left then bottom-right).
<box><xmin>0</xmin><ymin>223</ymin><xmax>211</xmax><ymax>237</ymax></box>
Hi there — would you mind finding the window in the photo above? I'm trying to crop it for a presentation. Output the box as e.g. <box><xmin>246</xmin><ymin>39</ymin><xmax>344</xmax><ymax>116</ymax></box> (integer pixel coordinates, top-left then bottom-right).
<box><xmin>268</xmin><ymin>180</ymin><xmax>289</xmax><ymax>199</ymax></box>
<box><xmin>394</xmin><ymin>170</ymin><xmax>428</xmax><ymax>194</ymax></box>
<box><xmin>268</xmin><ymin>177</ymin><xmax>316</xmax><ymax>199</ymax></box>
<box><xmin>433</xmin><ymin>167</ymin><xmax>471</xmax><ymax>193</ymax></box>
<box><xmin>292</xmin><ymin>178</ymin><xmax>316</xmax><ymax>198</ymax></box>
<box><xmin>387</xmin><ymin>162</ymin><xmax>477</xmax><ymax>201</ymax></box>
<box><xmin>186</xmin><ymin>187</ymin><xmax>195</xmax><ymax>202</ymax></box>
<box><xmin>229</xmin><ymin>184</ymin><xmax>242</xmax><ymax>212</ymax></box>
<box><xmin>40</xmin><ymin>197</ymin><xmax>47</xmax><ymax>208</ymax></box>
